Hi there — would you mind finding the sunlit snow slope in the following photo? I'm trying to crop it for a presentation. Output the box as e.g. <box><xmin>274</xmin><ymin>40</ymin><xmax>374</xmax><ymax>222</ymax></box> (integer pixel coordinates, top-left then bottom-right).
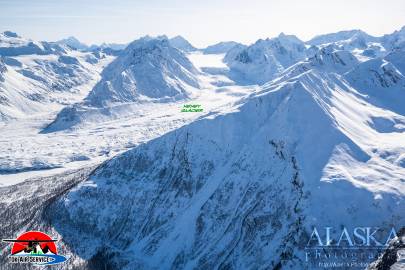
<box><xmin>0</xmin><ymin>27</ymin><xmax>405</xmax><ymax>270</ymax></box>
<box><xmin>45</xmin><ymin>58</ymin><xmax>405</xmax><ymax>269</ymax></box>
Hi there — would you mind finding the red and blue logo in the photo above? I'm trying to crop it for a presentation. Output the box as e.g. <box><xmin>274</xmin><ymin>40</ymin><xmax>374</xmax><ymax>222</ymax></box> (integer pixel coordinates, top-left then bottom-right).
<box><xmin>2</xmin><ymin>231</ymin><xmax>68</xmax><ymax>266</ymax></box>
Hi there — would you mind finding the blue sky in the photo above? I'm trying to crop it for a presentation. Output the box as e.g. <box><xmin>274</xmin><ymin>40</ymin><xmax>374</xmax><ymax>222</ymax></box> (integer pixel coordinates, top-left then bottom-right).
<box><xmin>1</xmin><ymin>0</ymin><xmax>404</xmax><ymax>47</ymax></box>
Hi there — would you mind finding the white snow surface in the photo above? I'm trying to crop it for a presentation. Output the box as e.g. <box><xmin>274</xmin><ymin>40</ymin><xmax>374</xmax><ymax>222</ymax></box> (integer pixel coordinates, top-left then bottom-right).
<box><xmin>0</xmin><ymin>31</ymin><xmax>114</xmax><ymax>121</ymax></box>
<box><xmin>0</xmin><ymin>29</ymin><xmax>405</xmax><ymax>269</ymax></box>
<box><xmin>84</xmin><ymin>36</ymin><xmax>200</xmax><ymax>107</ymax></box>
<box><xmin>169</xmin><ymin>35</ymin><xmax>197</xmax><ymax>52</ymax></box>
<box><xmin>224</xmin><ymin>33</ymin><xmax>308</xmax><ymax>84</ymax></box>
<box><xmin>202</xmin><ymin>41</ymin><xmax>242</xmax><ymax>54</ymax></box>
<box><xmin>56</xmin><ymin>36</ymin><xmax>89</xmax><ymax>51</ymax></box>
<box><xmin>0</xmin><ymin>37</ymin><xmax>256</xmax><ymax>185</ymax></box>
<box><xmin>51</xmin><ymin>65</ymin><xmax>405</xmax><ymax>269</ymax></box>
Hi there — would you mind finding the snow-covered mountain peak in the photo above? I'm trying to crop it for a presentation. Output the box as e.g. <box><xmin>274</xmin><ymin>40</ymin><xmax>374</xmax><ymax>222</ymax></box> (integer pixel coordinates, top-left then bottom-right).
<box><xmin>0</xmin><ymin>31</ymin><xmax>33</xmax><ymax>47</ymax></box>
<box><xmin>385</xmin><ymin>47</ymin><xmax>405</xmax><ymax>74</ymax></box>
<box><xmin>0</xmin><ymin>31</ymin><xmax>113</xmax><ymax>121</ymax></box>
<box><xmin>382</xmin><ymin>25</ymin><xmax>405</xmax><ymax>50</ymax></box>
<box><xmin>224</xmin><ymin>34</ymin><xmax>307</xmax><ymax>84</ymax></box>
<box><xmin>252</xmin><ymin>33</ymin><xmax>306</xmax><ymax>53</ymax></box>
<box><xmin>124</xmin><ymin>35</ymin><xmax>186</xmax><ymax>58</ymax></box>
<box><xmin>110</xmin><ymin>35</ymin><xmax>198</xmax><ymax>78</ymax></box>
<box><xmin>57</xmin><ymin>36</ymin><xmax>88</xmax><ymax>50</ymax></box>
<box><xmin>345</xmin><ymin>57</ymin><xmax>405</xmax><ymax>115</ymax></box>
<box><xmin>276</xmin><ymin>32</ymin><xmax>304</xmax><ymax>44</ymax></box>
<box><xmin>124</xmin><ymin>35</ymin><xmax>168</xmax><ymax>54</ymax></box>
<box><xmin>94</xmin><ymin>42</ymin><xmax>127</xmax><ymax>51</ymax></box>
<box><xmin>62</xmin><ymin>36</ymin><xmax>80</xmax><ymax>42</ymax></box>
<box><xmin>84</xmin><ymin>36</ymin><xmax>200</xmax><ymax>106</ymax></box>
<box><xmin>202</xmin><ymin>41</ymin><xmax>241</xmax><ymax>54</ymax></box>
<box><xmin>168</xmin><ymin>35</ymin><xmax>196</xmax><ymax>52</ymax></box>
<box><xmin>2</xmin><ymin>31</ymin><xmax>19</xmax><ymax>38</ymax></box>
<box><xmin>390</xmin><ymin>25</ymin><xmax>405</xmax><ymax>37</ymax></box>
<box><xmin>347</xmin><ymin>58</ymin><xmax>404</xmax><ymax>88</ymax></box>
<box><xmin>277</xmin><ymin>32</ymin><xmax>287</xmax><ymax>37</ymax></box>
<box><xmin>307</xmin><ymin>29</ymin><xmax>373</xmax><ymax>46</ymax></box>
<box><xmin>0</xmin><ymin>31</ymin><xmax>70</xmax><ymax>56</ymax></box>
<box><xmin>340</xmin><ymin>32</ymin><xmax>369</xmax><ymax>49</ymax></box>
<box><xmin>273</xmin><ymin>46</ymin><xmax>359</xmax><ymax>84</ymax></box>
<box><xmin>309</xmin><ymin>45</ymin><xmax>359</xmax><ymax>72</ymax></box>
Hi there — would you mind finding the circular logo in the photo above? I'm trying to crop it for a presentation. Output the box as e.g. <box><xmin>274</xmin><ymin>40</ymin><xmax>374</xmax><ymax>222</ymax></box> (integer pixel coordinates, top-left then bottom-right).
<box><xmin>2</xmin><ymin>231</ymin><xmax>68</xmax><ymax>265</ymax></box>
<box><xmin>10</xmin><ymin>231</ymin><xmax>58</xmax><ymax>255</ymax></box>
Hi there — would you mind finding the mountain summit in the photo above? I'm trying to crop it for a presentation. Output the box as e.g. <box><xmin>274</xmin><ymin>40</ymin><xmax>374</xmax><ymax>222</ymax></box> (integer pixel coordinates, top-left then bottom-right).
<box><xmin>224</xmin><ymin>34</ymin><xmax>307</xmax><ymax>84</ymax></box>
<box><xmin>56</xmin><ymin>36</ymin><xmax>89</xmax><ymax>50</ymax></box>
<box><xmin>307</xmin><ymin>29</ymin><xmax>375</xmax><ymax>45</ymax></box>
<box><xmin>169</xmin><ymin>35</ymin><xmax>197</xmax><ymax>52</ymax></box>
<box><xmin>85</xmin><ymin>36</ymin><xmax>200</xmax><ymax>107</ymax></box>
<box><xmin>1</xmin><ymin>26</ymin><xmax>405</xmax><ymax>270</ymax></box>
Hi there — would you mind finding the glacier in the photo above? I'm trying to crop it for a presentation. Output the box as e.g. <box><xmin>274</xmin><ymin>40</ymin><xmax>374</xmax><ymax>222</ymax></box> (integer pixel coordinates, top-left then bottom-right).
<box><xmin>0</xmin><ymin>26</ymin><xmax>405</xmax><ymax>270</ymax></box>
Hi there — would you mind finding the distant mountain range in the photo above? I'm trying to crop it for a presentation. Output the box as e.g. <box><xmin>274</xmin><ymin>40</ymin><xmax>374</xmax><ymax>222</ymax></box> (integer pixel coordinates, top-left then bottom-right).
<box><xmin>0</xmin><ymin>26</ymin><xmax>405</xmax><ymax>269</ymax></box>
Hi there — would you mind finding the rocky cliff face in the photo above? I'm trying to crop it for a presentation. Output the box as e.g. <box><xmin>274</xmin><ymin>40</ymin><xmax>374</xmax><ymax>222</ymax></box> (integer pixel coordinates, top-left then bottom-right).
<box><xmin>368</xmin><ymin>228</ymin><xmax>405</xmax><ymax>270</ymax></box>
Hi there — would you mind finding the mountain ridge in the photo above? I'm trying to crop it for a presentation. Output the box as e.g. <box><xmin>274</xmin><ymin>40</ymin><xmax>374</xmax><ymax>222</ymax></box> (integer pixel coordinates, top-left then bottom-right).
<box><xmin>1</xmin><ymin>26</ymin><xmax>405</xmax><ymax>270</ymax></box>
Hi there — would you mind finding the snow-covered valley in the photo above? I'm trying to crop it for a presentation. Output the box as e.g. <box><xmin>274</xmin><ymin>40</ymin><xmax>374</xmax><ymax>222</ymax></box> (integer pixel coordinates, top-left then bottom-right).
<box><xmin>0</xmin><ymin>27</ymin><xmax>405</xmax><ymax>269</ymax></box>
<box><xmin>0</xmin><ymin>36</ymin><xmax>257</xmax><ymax>185</ymax></box>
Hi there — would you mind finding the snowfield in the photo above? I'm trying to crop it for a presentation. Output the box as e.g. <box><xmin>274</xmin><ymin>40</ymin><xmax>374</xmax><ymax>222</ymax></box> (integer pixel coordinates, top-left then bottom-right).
<box><xmin>0</xmin><ymin>27</ymin><xmax>405</xmax><ymax>269</ymax></box>
<box><xmin>0</xmin><ymin>35</ymin><xmax>256</xmax><ymax>185</ymax></box>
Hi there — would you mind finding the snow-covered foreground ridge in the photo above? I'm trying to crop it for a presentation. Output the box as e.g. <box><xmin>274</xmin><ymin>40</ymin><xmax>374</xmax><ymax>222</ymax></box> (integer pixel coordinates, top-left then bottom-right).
<box><xmin>0</xmin><ymin>26</ymin><xmax>405</xmax><ymax>269</ymax></box>
<box><xmin>43</xmin><ymin>67</ymin><xmax>404</xmax><ymax>269</ymax></box>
